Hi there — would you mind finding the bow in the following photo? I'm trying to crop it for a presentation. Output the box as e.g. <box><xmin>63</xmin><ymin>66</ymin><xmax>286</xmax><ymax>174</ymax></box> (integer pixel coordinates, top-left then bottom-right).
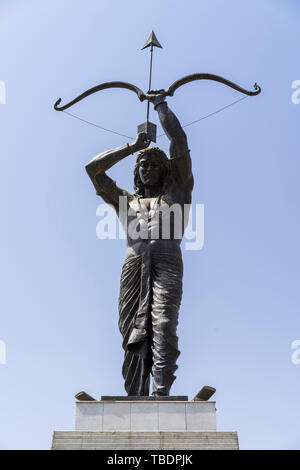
<box><xmin>54</xmin><ymin>73</ymin><xmax>261</xmax><ymax>111</ymax></box>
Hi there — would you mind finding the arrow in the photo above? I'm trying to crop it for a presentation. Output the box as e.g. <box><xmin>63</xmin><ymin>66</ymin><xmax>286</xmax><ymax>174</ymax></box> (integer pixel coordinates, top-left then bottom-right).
<box><xmin>138</xmin><ymin>31</ymin><xmax>163</xmax><ymax>142</ymax></box>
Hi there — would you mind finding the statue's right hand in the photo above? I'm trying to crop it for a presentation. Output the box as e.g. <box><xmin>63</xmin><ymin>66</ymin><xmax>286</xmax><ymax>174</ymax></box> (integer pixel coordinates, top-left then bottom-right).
<box><xmin>133</xmin><ymin>132</ymin><xmax>151</xmax><ymax>151</ymax></box>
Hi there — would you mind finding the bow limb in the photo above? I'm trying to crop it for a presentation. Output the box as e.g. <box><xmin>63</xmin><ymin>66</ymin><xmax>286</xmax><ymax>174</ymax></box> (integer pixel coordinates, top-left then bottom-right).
<box><xmin>164</xmin><ymin>73</ymin><xmax>261</xmax><ymax>97</ymax></box>
<box><xmin>54</xmin><ymin>81</ymin><xmax>146</xmax><ymax>111</ymax></box>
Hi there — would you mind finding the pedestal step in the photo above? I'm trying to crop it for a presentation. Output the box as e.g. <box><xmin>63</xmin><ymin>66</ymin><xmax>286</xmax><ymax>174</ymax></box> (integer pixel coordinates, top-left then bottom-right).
<box><xmin>52</xmin><ymin>431</ymin><xmax>239</xmax><ymax>450</ymax></box>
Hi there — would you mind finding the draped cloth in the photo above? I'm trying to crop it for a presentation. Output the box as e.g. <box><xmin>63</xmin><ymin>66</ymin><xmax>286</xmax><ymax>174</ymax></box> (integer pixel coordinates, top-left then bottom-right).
<box><xmin>118</xmin><ymin>249</ymin><xmax>183</xmax><ymax>396</ymax></box>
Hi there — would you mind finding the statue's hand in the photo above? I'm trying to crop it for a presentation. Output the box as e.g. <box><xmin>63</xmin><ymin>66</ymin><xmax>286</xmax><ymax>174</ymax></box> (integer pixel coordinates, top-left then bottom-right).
<box><xmin>133</xmin><ymin>132</ymin><xmax>151</xmax><ymax>151</ymax></box>
<box><xmin>145</xmin><ymin>90</ymin><xmax>166</xmax><ymax>108</ymax></box>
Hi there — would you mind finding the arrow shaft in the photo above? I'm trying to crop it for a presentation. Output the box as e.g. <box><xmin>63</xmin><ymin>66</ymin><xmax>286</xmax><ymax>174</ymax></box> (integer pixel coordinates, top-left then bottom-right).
<box><xmin>146</xmin><ymin>45</ymin><xmax>153</xmax><ymax>123</ymax></box>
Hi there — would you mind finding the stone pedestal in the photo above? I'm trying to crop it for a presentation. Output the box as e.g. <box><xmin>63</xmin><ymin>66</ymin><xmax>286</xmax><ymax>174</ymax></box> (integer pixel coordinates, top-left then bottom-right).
<box><xmin>52</xmin><ymin>398</ymin><xmax>239</xmax><ymax>450</ymax></box>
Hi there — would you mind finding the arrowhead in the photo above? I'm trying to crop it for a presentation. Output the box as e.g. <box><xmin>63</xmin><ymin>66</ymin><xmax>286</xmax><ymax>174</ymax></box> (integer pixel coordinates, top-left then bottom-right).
<box><xmin>141</xmin><ymin>30</ymin><xmax>163</xmax><ymax>50</ymax></box>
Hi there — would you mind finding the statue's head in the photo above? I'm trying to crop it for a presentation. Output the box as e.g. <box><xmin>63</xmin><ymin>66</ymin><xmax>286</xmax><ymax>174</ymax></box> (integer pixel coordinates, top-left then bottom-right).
<box><xmin>134</xmin><ymin>147</ymin><xmax>171</xmax><ymax>196</ymax></box>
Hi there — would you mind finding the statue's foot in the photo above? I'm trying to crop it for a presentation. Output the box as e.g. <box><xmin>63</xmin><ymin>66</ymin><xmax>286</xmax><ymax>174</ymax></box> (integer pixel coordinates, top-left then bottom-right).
<box><xmin>152</xmin><ymin>391</ymin><xmax>169</xmax><ymax>397</ymax></box>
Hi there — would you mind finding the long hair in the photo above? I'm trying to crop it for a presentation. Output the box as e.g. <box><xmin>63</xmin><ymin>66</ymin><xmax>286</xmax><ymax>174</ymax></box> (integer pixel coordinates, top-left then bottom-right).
<box><xmin>133</xmin><ymin>147</ymin><xmax>172</xmax><ymax>196</ymax></box>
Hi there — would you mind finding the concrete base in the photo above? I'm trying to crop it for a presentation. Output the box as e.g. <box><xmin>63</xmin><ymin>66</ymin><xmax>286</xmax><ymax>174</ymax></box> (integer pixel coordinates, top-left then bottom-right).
<box><xmin>75</xmin><ymin>400</ymin><xmax>217</xmax><ymax>432</ymax></box>
<box><xmin>52</xmin><ymin>399</ymin><xmax>239</xmax><ymax>450</ymax></box>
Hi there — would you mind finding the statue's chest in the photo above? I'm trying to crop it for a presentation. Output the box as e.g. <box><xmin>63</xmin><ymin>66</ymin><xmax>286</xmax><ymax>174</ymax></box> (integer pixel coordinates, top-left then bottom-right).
<box><xmin>128</xmin><ymin>195</ymin><xmax>172</xmax><ymax>220</ymax></box>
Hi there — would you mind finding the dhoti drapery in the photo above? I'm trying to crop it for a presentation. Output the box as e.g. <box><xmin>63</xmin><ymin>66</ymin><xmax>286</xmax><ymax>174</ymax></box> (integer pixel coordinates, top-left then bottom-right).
<box><xmin>118</xmin><ymin>249</ymin><xmax>183</xmax><ymax>396</ymax></box>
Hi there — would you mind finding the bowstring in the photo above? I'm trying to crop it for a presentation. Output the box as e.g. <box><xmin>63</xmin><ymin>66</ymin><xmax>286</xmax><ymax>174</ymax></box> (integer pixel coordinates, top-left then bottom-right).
<box><xmin>158</xmin><ymin>95</ymin><xmax>249</xmax><ymax>137</ymax></box>
<box><xmin>62</xmin><ymin>111</ymin><xmax>134</xmax><ymax>139</ymax></box>
<box><xmin>61</xmin><ymin>95</ymin><xmax>249</xmax><ymax>140</ymax></box>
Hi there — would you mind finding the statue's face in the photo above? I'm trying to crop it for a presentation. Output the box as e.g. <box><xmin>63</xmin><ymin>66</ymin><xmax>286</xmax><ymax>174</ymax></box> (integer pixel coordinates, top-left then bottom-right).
<box><xmin>138</xmin><ymin>153</ymin><xmax>164</xmax><ymax>187</ymax></box>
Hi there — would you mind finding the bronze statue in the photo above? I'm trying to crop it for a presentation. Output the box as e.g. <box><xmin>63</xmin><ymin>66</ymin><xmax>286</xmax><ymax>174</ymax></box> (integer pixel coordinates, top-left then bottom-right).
<box><xmin>54</xmin><ymin>31</ymin><xmax>261</xmax><ymax>397</ymax></box>
<box><xmin>85</xmin><ymin>92</ymin><xmax>193</xmax><ymax>396</ymax></box>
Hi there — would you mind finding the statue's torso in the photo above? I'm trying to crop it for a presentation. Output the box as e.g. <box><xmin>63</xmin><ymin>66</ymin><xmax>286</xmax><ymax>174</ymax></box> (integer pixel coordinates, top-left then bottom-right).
<box><xmin>123</xmin><ymin>182</ymin><xmax>192</xmax><ymax>256</ymax></box>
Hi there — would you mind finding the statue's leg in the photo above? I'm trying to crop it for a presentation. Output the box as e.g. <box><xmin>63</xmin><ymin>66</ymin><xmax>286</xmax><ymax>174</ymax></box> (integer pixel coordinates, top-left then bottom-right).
<box><xmin>150</xmin><ymin>253</ymin><xmax>183</xmax><ymax>396</ymax></box>
<box><xmin>118</xmin><ymin>253</ymin><xmax>152</xmax><ymax>396</ymax></box>
<box><xmin>122</xmin><ymin>350</ymin><xmax>151</xmax><ymax>395</ymax></box>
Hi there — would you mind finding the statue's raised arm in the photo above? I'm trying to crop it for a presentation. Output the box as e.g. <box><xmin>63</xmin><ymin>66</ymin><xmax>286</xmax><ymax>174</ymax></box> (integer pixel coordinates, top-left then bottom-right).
<box><xmin>85</xmin><ymin>133</ymin><xmax>150</xmax><ymax>211</ymax></box>
<box><xmin>145</xmin><ymin>91</ymin><xmax>194</xmax><ymax>193</ymax></box>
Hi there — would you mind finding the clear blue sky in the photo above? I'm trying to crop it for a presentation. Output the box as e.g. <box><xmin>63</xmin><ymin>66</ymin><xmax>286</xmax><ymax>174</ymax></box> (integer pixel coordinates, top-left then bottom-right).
<box><xmin>0</xmin><ymin>0</ymin><xmax>299</xmax><ymax>450</ymax></box>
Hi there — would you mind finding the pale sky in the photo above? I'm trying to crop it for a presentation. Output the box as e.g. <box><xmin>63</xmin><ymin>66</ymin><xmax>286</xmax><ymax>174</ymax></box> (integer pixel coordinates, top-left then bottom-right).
<box><xmin>0</xmin><ymin>0</ymin><xmax>299</xmax><ymax>449</ymax></box>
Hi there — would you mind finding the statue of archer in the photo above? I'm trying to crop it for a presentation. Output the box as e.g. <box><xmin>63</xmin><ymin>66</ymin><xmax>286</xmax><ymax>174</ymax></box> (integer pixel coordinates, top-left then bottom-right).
<box><xmin>54</xmin><ymin>31</ymin><xmax>260</xmax><ymax>396</ymax></box>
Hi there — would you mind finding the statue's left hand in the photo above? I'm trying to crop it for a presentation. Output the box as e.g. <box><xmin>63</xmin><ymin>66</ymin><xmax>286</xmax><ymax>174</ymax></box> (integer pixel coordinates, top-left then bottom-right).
<box><xmin>145</xmin><ymin>89</ymin><xmax>166</xmax><ymax>108</ymax></box>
